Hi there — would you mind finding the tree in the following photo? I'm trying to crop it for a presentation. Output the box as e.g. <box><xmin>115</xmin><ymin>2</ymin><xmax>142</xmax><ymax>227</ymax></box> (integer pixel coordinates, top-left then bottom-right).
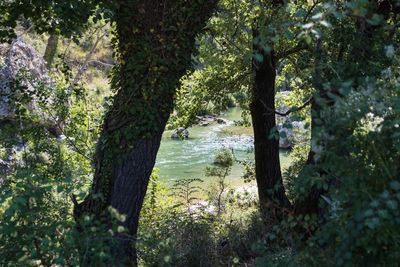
<box><xmin>76</xmin><ymin>1</ymin><xmax>219</xmax><ymax>264</ymax></box>
<box><xmin>250</xmin><ymin>0</ymin><xmax>293</xmax><ymax>214</ymax></box>
<box><xmin>171</xmin><ymin>0</ymin><xmax>310</xmax><ymax>215</ymax></box>
<box><xmin>293</xmin><ymin>0</ymin><xmax>400</xmax><ymax>217</ymax></box>
<box><xmin>1</xmin><ymin>0</ymin><xmax>219</xmax><ymax>264</ymax></box>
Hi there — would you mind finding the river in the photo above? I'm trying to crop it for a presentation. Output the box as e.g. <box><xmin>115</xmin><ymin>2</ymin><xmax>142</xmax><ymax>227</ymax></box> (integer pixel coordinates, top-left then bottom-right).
<box><xmin>155</xmin><ymin>107</ymin><xmax>291</xmax><ymax>187</ymax></box>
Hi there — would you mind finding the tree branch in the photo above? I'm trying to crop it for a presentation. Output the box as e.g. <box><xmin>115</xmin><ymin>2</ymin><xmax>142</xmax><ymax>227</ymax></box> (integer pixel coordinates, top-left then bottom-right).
<box><xmin>275</xmin><ymin>43</ymin><xmax>308</xmax><ymax>61</ymax></box>
<box><xmin>72</xmin><ymin>29</ymin><xmax>109</xmax><ymax>84</ymax></box>
<box><xmin>303</xmin><ymin>0</ymin><xmax>321</xmax><ymax>23</ymax></box>
<box><xmin>47</xmin><ymin>111</ymin><xmax>92</xmax><ymax>161</ymax></box>
<box><xmin>87</xmin><ymin>59</ymin><xmax>114</xmax><ymax>67</ymax></box>
<box><xmin>261</xmin><ymin>97</ymin><xmax>313</xmax><ymax>117</ymax></box>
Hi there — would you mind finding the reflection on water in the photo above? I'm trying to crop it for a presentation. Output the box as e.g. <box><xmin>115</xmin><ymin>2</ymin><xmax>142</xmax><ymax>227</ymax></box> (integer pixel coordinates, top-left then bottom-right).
<box><xmin>155</xmin><ymin>107</ymin><xmax>291</xmax><ymax>187</ymax></box>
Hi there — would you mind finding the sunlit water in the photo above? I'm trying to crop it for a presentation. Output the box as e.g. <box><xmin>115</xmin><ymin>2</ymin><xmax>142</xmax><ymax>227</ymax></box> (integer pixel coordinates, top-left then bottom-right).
<box><xmin>155</xmin><ymin>107</ymin><xmax>291</xmax><ymax>187</ymax></box>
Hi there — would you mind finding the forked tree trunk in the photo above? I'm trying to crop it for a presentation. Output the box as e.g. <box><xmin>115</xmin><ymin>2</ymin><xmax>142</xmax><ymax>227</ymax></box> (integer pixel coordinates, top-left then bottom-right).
<box><xmin>250</xmin><ymin>29</ymin><xmax>291</xmax><ymax>216</ymax></box>
<box><xmin>74</xmin><ymin>0</ymin><xmax>218</xmax><ymax>265</ymax></box>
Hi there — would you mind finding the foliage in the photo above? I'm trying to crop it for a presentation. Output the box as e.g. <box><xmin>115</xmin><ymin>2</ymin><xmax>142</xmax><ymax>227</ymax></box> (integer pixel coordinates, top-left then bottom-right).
<box><xmin>204</xmin><ymin>148</ymin><xmax>234</xmax><ymax>215</ymax></box>
<box><xmin>0</xmin><ymin>0</ymin><xmax>100</xmax><ymax>42</ymax></box>
<box><xmin>302</xmin><ymin>64</ymin><xmax>400</xmax><ymax>266</ymax></box>
<box><xmin>210</xmin><ymin>147</ymin><xmax>235</xmax><ymax>168</ymax></box>
<box><xmin>0</xmin><ymin>51</ymin><xmax>105</xmax><ymax>265</ymax></box>
<box><xmin>138</xmin><ymin>171</ymin><xmax>217</xmax><ymax>266</ymax></box>
<box><xmin>261</xmin><ymin>1</ymin><xmax>400</xmax><ymax>266</ymax></box>
<box><xmin>138</xmin><ymin>166</ymin><xmax>264</xmax><ymax>266</ymax></box>
<box><xmin>1</xmin><ymin>0</ymin><xmax>400</xmax><ymax>266</ymax></box>
<box><xmin>168</xmin><ymin>0</ymin><xmax>255</xmax><ymax>129</ymax></box>
<box><xmin>170</xmin><ymin>177</ymin><xmax>204</xmax><ymax>213</ymax></box>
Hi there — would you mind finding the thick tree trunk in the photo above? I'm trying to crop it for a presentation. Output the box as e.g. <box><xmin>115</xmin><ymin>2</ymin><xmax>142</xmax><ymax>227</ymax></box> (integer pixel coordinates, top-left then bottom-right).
<box><xmin>74</xmin><ymin>0</ymin><xmax>218</xmax><ymax>265</ymax></box>
<box><xmin>250</xmin><ymin>29</ymin><xmax>291</xmax><ymax>215</ymax></box>
<box><xmin>108</xmin><ymin>126</ymin><xmax>167</xmax><ymax>264</ymax></box>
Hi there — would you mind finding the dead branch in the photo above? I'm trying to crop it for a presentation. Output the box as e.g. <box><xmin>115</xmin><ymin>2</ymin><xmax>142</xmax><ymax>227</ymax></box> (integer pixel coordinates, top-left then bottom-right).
<box><xmin>72</xmin><ymin>29</ymin><xmax>109</xmax><ymax>84</ymax></box>
<box><xmin>261</xmin><ymin>97</ymin><xmax>313</xmax><ymax>117</ymax></box>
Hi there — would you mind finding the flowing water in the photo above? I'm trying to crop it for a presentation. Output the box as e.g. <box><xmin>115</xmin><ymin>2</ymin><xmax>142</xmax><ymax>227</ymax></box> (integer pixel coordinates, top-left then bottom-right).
<box><xmin>155</xmin><ymin>107</ymin><xmax>291</xmax><ymax>187</ymax></box>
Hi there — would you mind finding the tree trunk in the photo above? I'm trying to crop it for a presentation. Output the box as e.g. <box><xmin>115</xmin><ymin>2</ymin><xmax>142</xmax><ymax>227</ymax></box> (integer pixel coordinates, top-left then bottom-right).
<box><xmin>108</xmin><ymin>128</ymin><xmax>167</xmax><ymax>264</ymax></box>
<box><xmin>250</xmin><ymin>29</ymin><xmax>291</xmax><ymax>216</ymax></box>
<box><xmin>293</xmin><ymin>101</ymin><xmax>325</xmax><ymax>217</ymax></box>
<box><xmin>74</xmin><ymin>0</ymin><xmax>218</xmax><ymax>265</ymax></box>
<box><xmin>43</xmin><ymin>34</ymin><xmax>58</xmax><ymax>69</ymax></box>
<box><xmin>293</xmin><ymin>38</ymin><xmax>331</xmax><ymax>218</ymax></box>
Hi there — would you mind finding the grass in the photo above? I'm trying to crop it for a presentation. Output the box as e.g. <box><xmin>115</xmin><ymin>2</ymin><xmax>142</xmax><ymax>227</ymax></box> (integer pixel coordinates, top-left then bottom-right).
<box><xmin>217</xmin><ymin>125</ymin><xmax>254</xmax><ymax>136</ymax></box>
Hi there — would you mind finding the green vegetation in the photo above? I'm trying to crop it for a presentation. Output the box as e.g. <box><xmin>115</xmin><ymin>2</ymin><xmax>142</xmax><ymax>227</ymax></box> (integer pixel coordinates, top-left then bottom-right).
<box><xmin>1</xmin><ymin>0</ymin><xmax>400</xmax><ymax>266</ymax></box>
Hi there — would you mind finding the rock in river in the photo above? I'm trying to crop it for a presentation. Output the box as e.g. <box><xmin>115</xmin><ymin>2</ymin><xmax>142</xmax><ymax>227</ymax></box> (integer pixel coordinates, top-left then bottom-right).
<box><xmin>171</xmin><ymin>127</ymin><xmax>189</xmax><ymax>139</ymax></box>
<box><xmin>216</xmin><ymin>118</ymin><xmax>229</xmax><ymax>124</ymax></box>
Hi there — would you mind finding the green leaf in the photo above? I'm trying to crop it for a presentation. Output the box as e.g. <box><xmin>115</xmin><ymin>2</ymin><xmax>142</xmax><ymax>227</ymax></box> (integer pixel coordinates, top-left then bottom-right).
<box><xmin>323</xmin><ymin>183</ymin><xmax>329</xmax><ymax>191</ymax></box>
<box><xmin>305</xmin><ymin>35</ymin><xmax>312</xmax><ymax>45</ymax></box>
<box><xmin>15</xmin><ymin>197</ymin><xmax>26</xmax><ymax>204</ymax></box>
<box><xmin>364</xmin><ymin>209</ymin><xmax>373</xmax><ymax>217</ymax></box>
<box><xmin>333</xmin><ymin>11</ymin><xmax>344</xmax><ymax>19</ymax></box>
<box><xmin>370</xmin><ymin>200</ymin><xmax>379</xmax><ymax>208</ymax></box>
<box><xmin>5</xmin><ymin>208</ymin><xmax>14</xmax><ymax>217</ymax></box>
<box><xmin>387</xmin><ymin>200</ymin><xmax>398</xmax><ymax>210</ymax></box>
<box><xmin>311</xmin><ymin>13</ymin><xmax>323</xmax><ymax>20</ymax></box>
<box><xmin>380</xmin><ymin>190</ymin><xmax>389</xmax><ymax>199</ymax></box>
<box><xmin>263</xmin><ymin>45</ymin><xmax>272</xmax><ymax>53</ymax></box>
<box><xmin>302</xmin><ymin>23</ymin><xmax>314</xmax><ymax>29</ymax></box>
<box><xmin>366</xmin><ymin>14</ymin><xmax>383</xmax><ymax>26</ymax></box>
<box><xmin>294</xmin><ymin>9</ymin><xmax>307</xmax><ymax>18</ymax></box>
<box><xmin>378</xmin><ymin>210</ymin><xmax>388</xmax><ymax>218</ymax></box>
<box><xmin>354</xmin><ymin>213</ymin><xmax>363</xmax><ymax>222</ymax></box>
<box><xmin>319</xmin><ymin>20</ymin><xmax>331</xmax><ymax>28</ymax></box>
<box><xmin>390</xmin><ymin>181</ymin><xmax>400</xmax><ymax>191</ymax></box>
<box><xmin>254</xmin><ymin>53</ymin><xmax>264</xmax><ymax>62</ymax></box>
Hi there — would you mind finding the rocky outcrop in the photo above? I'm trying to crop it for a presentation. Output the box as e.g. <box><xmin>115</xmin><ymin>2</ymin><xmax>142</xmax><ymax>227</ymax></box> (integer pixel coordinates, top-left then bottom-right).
<box><xmin>1</xmin><ymin>38</ymin><xmax>52</xmax><ymax>116</ymax></box>
<box><xmin>0</xmin><ymin>38</ymin><xmax>60</xmax><ymax>135</ymax></box>
<box><xmin>171</xmin><ymin>127</ymin><xmax>189</xmax><ymax>139</ymax></box>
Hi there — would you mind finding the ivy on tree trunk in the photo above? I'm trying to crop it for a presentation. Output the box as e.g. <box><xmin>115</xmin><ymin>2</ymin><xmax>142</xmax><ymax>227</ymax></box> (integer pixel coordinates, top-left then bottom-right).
<box><xmin>73</xmin><ymin>0</ymin><xmax>218</xmax><ymax>265</ymax></box>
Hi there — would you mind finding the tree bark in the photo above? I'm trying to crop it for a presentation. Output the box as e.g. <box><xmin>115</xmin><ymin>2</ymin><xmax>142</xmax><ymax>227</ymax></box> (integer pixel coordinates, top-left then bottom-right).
<box><xmin>74</xmin><ymin>0</ymin><xmax>218</xmax><ymax>265</ymax></box>
<box><xmin>250</xmin><ymin>29</ymin><xmax>291</xmax><ymax>216</ymax></box>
